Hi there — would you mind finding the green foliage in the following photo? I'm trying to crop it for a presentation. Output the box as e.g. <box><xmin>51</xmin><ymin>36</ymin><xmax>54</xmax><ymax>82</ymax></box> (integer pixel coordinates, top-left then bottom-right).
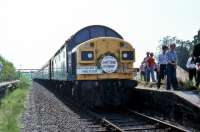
<box><xmin>158</xmin><ymin>36</ymin><xmax>194</xmax><ymax>70</ymax></box>
<box><xmin>0</xmin><ymin>55</ymin><xmax>18</xmax><ymax>82</ymax></box>
<box><xmin>0</xmin><ymin>75</ymin><xmax>31</xmax><ymax>132</ymax></box>
<box><xmin>17</xmin><ymin>73</ymin><xmax>32</xmax><ymax>89</ymax></box>
<box><xmin>176</xmin><ymin>46</ymin><xmax>189</xmax><ymax>70</ymax></box>
<box><xmin>178</xmin><ymin>80</ymin><xmax>197</xmax><ymax>90</ymax></box>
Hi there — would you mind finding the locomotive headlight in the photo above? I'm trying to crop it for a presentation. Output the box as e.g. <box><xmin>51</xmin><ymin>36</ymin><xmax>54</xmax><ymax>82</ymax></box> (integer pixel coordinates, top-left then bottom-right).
<box><xmin>122</xmin><ymin>51</ymin><xmax>134</xmax><ymax>60</ymax></box>
<box><xmin>81</xmin><ymin>51</ymin><xmax>94</xmax><ymax>60</ymax></box>
<box><xmin>123</xmin><ymin>53</ymin><xmax>128</xmax><ymax>58</ymax></box>
<box><xmin>87</xmin><ymin>53</ymin><xmax>93</xmax><ymax>59</ymax></box>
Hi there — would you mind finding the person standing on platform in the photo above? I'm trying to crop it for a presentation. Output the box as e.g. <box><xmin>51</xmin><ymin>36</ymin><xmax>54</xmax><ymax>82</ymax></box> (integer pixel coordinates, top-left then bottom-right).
<box><xmin>186</xmin><ymin>54</ymin><xmax>196</xmax><ymax>82</ymax></box>
<box><xmin>140</xmin><ymin>63</ymin><xmax>145</xmax><ymax>81</ymax></box>
<box><xmin>195</xmin><ymin>56</ymin><xmax>200</xmax><ymax>88</ymax></box>
<box><xmin>143</xmin><ymin>52</ymin><xmax>150</xmax><ymax>82</ymax></box>
<box><xmin>146</xmin><ymin>52</ymin><xmax>156</xmax><ymax>82</ymax></box>
<box><xmin>157</xmin><ymin>45</ymin><xmax>168</xmax><ymax>89</ymax></box>
<box><xmin>166</xmin><ymin>43</ymin><xmax>178</xmax><ymax>90</ymax></box>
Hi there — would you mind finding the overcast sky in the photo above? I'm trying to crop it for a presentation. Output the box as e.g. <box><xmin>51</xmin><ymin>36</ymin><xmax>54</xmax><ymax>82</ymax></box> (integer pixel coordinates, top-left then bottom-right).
<box><xmin>0</xmin><ymin>0</ymin><xmax>200</xmax><ymax>69</ymax></box>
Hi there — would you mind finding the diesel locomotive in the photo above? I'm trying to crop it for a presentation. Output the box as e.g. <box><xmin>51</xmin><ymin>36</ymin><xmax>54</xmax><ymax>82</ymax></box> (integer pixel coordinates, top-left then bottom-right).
<box><xmin>34</xmin><ymin>25</ymin><xmax>137</xmax><ymax>107</ymax></box>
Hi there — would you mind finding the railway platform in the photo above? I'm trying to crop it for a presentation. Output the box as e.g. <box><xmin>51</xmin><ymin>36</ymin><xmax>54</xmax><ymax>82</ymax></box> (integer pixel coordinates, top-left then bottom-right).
<box><xmin>136</xmin><ymin>86</ymin><xmax>200</xmax><ymax>109</ymax></box>
<box><xmin>129</xmin><ymin>86</ymin><xmax>200</xmax><ymax>131</ymax></box>
<box><xmin>0</xmin><ymin>80</ymin><xmax>19</xmax><ymax>88</ymax></box>
<box><xmin>0</xmin><ymin>80</ymin><xmax>20</xmax><ymax>99</ymax></box>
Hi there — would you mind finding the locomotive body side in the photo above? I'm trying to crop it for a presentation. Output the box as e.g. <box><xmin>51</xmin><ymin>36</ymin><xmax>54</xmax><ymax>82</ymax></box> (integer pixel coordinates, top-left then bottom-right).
<box><xmin>51</xmin><ymin>45</ymin><xmax>67</xmax><ymax>81</ymax></box>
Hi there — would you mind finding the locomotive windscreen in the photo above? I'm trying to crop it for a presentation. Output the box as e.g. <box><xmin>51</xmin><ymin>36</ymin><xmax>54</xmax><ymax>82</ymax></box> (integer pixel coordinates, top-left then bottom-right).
<box><xmin>67</xmin><ymin>25</ymin><xmax>123</xmax><ymax>50</ymax></box>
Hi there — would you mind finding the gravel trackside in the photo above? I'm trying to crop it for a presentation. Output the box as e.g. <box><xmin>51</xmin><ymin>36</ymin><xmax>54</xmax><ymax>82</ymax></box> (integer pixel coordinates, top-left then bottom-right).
<box><xmin>21</xmin><ymin>82</ymin><xmax>104</xmax><ymax>132</ymax></box>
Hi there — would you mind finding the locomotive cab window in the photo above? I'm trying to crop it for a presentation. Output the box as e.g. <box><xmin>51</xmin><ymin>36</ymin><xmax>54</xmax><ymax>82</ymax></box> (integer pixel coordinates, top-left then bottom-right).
<box><xmin>81</xmin><ymin>51</ymin><xmax>94</xmax><ymax>61</ymax></box>
<box><xmin>121</xmin><ymin>51</ymin><xmax>134</xmax><ymax>60</ymax></box>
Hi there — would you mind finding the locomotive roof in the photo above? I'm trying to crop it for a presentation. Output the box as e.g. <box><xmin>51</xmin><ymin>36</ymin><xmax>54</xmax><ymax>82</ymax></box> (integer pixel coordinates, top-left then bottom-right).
<box><xmin>66</xmin><ymin>25</ymin><xmax>123</xmax><ymax>50</ymax></box>
<box><xmin>71</xmin><ymin>37</ymin><xmax>133</xmax><ymax>53</ymax></box>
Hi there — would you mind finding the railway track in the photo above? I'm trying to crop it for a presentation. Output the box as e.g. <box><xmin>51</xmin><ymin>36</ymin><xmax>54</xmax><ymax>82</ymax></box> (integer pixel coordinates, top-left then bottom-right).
<box><xmin>88</xmin><ymin>109</ymin><xmax>188</xmax><ymax>132</ymax></box>
<box><xmin>32</xmin><ymin>81</ymin><xmax>191</xmax><ymax>131</ymax></box>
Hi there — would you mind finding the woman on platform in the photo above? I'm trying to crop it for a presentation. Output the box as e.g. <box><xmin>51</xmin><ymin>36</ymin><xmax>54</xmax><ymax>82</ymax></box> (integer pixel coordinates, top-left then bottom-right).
<box><xmin>186</xmin><ymin>54</ymin><xmax>196</xmax><ymax>82</ymax></box>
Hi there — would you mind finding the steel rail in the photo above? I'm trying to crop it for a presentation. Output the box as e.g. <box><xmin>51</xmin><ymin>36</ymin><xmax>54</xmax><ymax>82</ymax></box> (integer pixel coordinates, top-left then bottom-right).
<box><xmin>88</xmin><ymin>111</ymin><xmax>124</xmax><ymax>131</ymax></box>
<box><xmin>101</xmin><ymin>118</ymin><xmax>124</xmax><ymax>131</ymax></box>
<box><xmin>88</xmin><ymin>109</ymin><xmax>189</xmax><ymax>132</ymax></box>
<box><xmin>127</xmin><ymin>109</ymin><xmax>188</xmax><ymax>132</ymax></box>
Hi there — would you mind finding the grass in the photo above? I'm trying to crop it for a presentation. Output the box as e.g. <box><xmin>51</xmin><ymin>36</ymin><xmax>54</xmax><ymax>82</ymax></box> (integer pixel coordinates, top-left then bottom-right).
<box><xmin>178</xmin><ymin>80</ymin><xmax>198</xmax><ymax>91</ymax></box>
<box><xmin>0</xmin><ymin>75</ymin><xmax>31</xmax><ymax>132</ymax></box>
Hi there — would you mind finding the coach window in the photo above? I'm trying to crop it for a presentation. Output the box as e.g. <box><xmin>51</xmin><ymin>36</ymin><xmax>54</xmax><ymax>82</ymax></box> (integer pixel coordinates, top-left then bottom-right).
<box><xmin>58</xmin><ymin>54</ymin><xmax>60</xmax><ymax>61</ymax></box>
<box><xmin>63</xmin><ymin>51</ymin><xmax>65</xmax><ymax>58</ymax></box>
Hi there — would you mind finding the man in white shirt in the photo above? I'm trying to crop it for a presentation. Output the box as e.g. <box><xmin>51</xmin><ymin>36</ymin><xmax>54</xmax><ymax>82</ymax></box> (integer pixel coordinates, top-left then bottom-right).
<box><xmin>157</xmin><ymin>45</ymin><xmax>168</xmax><ymax>89</ymax></box>
<box><xmin>166</xmin><ymin>43</ymin><xmax>178</xmax><ymax>90</ymax></box>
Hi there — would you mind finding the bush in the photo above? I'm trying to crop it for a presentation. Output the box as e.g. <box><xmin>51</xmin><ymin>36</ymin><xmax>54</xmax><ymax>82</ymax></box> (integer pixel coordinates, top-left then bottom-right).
<box><xmin>0</xmin><ymin>75</ymin><xmax>31</xmax><ymax>132</ymax></box>
<box><xmin>17</xmin><ymin>73</ymin><xmax>32</xmax><ymax>89</ymax></box>
<box><xmin>0</xmin><ymin>55</ymin><xmax>18</xmax><ymax>82</ymax></box>
<box><xmin>178</xmin><ymin>80</ymin><xmax>198</xmax><ymax>90</ymax></box>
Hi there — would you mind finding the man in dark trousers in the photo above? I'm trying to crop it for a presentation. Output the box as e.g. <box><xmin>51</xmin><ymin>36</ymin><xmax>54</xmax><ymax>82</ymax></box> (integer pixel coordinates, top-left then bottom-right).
<box><xmin>166</xmin><ymin>43</ymin><xmax>178</xmax><ymax>90</ymax></box>
<box><xmin>193</xmin><ymin>43</ymin><xmax>200</xmax><ymax>88</ymax></box>
<box><xmin>195</xmin><ymin>56</ymin><xmax>200</xmax><ymax>88</ymax></box>
<box><xmin>157</xmin><ymin>45</ymin><xmax>168</xmax><ymax>89</ymax></box>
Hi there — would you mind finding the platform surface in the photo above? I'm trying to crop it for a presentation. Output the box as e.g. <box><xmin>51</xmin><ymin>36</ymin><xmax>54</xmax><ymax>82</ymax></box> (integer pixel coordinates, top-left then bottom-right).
<box><xmin>0</xmin><ymin>80</ymin><xmax>19</xmax><ymax>87</ymax></box>
<box><xmin>136</xmin><ymin>86</ymin><xmax>200</xmax><ymax>109</ymax></box>
<box><xmin>174</xmin><ymin>91</ymin><xmax>200</xmax><ymax>108</ymax></box>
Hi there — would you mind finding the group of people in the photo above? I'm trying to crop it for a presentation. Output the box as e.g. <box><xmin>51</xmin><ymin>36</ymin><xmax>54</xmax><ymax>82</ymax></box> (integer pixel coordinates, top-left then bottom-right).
<box><xmin>186</xmin><ymin>54</ymin><xmax>200</xmax><ymax>87</ymax></box>
<box><xmin>140</xmin><ymin>52</ymin><xmax>156</xmax><ymax>83</ymax></box>
<box><xmin>140</xmin><ymin>43</ymin><xmax>179</xmax><ymax>90</ymax></box>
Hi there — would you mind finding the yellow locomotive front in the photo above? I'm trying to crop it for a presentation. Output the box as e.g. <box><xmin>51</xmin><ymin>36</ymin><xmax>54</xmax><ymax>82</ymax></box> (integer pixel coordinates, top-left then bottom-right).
<box><xmin>75</xmin><ymin>37</ymin><xmax>135</xmax><ymax>80</ymax></box>
<box><xmin>72</xmin><ymin>37</ymin><xmax>137</xmax><ymax>107</ymax></box>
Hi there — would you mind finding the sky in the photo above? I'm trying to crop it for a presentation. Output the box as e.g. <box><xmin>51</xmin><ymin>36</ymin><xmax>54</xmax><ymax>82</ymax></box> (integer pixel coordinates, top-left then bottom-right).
<box><xmin>0</xmin><ymin>0</ymin><xmax>200</xmax><ymax>69</ymax></box>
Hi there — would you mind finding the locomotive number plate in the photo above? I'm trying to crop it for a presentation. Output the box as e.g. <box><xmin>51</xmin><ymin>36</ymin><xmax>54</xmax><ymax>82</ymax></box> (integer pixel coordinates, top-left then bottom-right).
<box><xmin>77</xmin><ymin>66</ymin><xmax>102</xmax><ymax>74</ymax></box>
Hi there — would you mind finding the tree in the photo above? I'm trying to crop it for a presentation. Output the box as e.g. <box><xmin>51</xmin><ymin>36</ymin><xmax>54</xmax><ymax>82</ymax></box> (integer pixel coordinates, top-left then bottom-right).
<box><xmin>0</xmin><ymin>55</ymin><xmax>18</xmax><ymax>82</ymax></box>
<box><xmin>176</xmin><ymin>46</ymin><xmax>189</xmax><ymax>70</ymax></box>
